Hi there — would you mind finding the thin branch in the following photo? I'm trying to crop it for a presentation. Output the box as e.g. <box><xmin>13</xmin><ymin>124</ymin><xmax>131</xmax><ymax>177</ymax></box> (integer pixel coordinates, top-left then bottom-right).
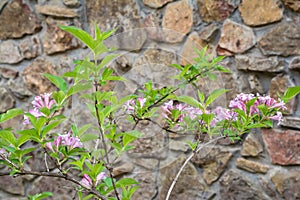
<box><xmin>165</xmin><ymin>136</ymin><xmax>225</xmax><ymax>200</ymax></box>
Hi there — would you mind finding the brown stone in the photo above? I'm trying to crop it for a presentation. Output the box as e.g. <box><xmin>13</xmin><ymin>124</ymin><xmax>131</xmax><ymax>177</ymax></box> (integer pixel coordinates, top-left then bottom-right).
<box><xmin>158</xmin><ymin>155</ymin><xmax>209</xmax><ymax>200</ymax></box>
<box><xmin>259</xmin><ymin>177</ymin><xmax>280</xmax><ymax>199</ymax></box>
<box><xmin>162</xmin><ymin>0</ymin><xmax>193</xmax><ymax>43</ymax></box>
<box><xmin>198</xmin><ymin>23</ymin><xmax>219</xmax><ymax>42</ymax></box>
<box><xmin>43</xmin><ymin>18</ymin><xmax>80</xmax><ymax>55</ymax></box>
<box><xmin>23</xmin><ymin>58</ymin><xmax>58</xmax><ymax>94</ymax></box>
<box><xmin>239</xmin><ymin>0</ymin><xmax>283</xmax><ymax>26</ymax></box>
<box><xmin>236</xmin><ymin>55</ymin><xmax>284</xmax><ymax>72</ymax></box>
<box><xmin>0</xmin><ymin>0</ymin><xmax>41</xmax><ymax>40</ymax></box>
<box><xmin>132</xmin><ymin>172</ymin><xmax>157</xmax><ymax>200</ymax></box>
<box><xmin>270</xmin><ymin>74</ymin><xmax>296</xmax><ymax>115</ymax></box>
<box><xmin>262</xmin><ymin>128</ymin><xmax>300</xmax><ymax>165</ymax></box>
<box><xmin>248</xmin><ymin>74</ymin><xmax>264</xmax><ymax>94</ymax></box>
<box><xmin>191</xmin><ymin>147</ymin><xmax>232</xmax><ymax>185</ymax></box>
<box><xmin>197</xmin><ymin>0</ymin><xmax>238</xmax><ymax>22</ymax></box>
<box><xmin>236</xmin><ymin>158</ymin><xmax>269</xmax><ymax>173</ymax></box>
<box><xmin>289</xmin><ymin>56</ymin><xmax>300</xmax><ymax>70</ymax></box>
<box><xmin>218</xmin><ymin>19</ymin><xmax>256</xmax><ymax>54</ymax></box>
<box><xmin>35</xmin><ymin>5</ymin><xmax>78</xmax><ymax>18</ymax></box>
<box><xmin>133</xmin><ymin>158</ymin><xmax>159</xmax><ymax>170</ymax></box>
<box><xmin>169</xmin><ymin>140</ymin><xmax>189</xmax><ymax>152</ymax></box>
<box><xmin>271</xmin><ymin>170</ymin><xmax>300</xmax><ymax>199</ymax></box>
<box><xmin>283</xmin><ymin>0</ymin><xmax>300</xmax><ymax>12</ymax></box>
<box><xmin>0</xmin><ymin>68</ymin><xmax>18</xmax><ymax>79</ymax></box>
<box><xmin>281</xmin><ymin>116</ymin><xmax>300</xmax><ymax>129</ymax></box>
<box><xmin>0</xmin><ymin>87</ymin><xmax>15</xmax><ymax>113</ymax></box>
<box><xmin>143</xmin><ymin>0</ymin><xmax>173</xmax><ymax>8</ymax></box>
<box><xmin>112</xmin><ymin>162</ymin><xmax>134</xmax><ymax>177</ymax></box>
<box><xmin>180</xmin><ymin>32</ymin><xmax>207</xmax><ymax>66</ymax></box>
<box><xmin>258</xmin><ymin>22</ymin><xmax>300</xmax><ymax>56</ymax></box>
<box><xmin>241</xmin><ymin>132</ymin><xmax>263</xmax><ymax>157</ymax></box>
<box><xmin>220</xmin><ymin>170</ymin><xmax>271</xmax><ymax>200</ymax></box>
<box><xmin>0</xmin><ymin>41</ymin><xmax>23</xmax><ymax>64</ymax></box>
<box><xmin>63</xmin><ymin>0</ymin><xmax>81</xmax><ymax>7</ymax></box>
<box><xmin>0</xmin><ymin>176</ymin><xmax>24</xmax><ymax>195</ymax></box>
<box><xmin>19</xmin><ymin>36</ymin><xmax>41</xmax><ymax>59</ymax></box>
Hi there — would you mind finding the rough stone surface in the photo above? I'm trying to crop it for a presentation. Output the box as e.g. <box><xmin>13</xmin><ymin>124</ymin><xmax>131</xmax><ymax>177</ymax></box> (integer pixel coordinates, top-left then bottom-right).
<box><xmin>132</xmin><ymin>172</ymin><xmax>157</xmax><ymax>200</ymax></box>
<box><xmin>0</xmin><ymin>87</ymin><xmax>15</xmax><ymax>113</ymax></box>
<box><xmin>191</xmin><ymin>147</ymin><xmax>232</xmax><ymax>185</ymax></box>
<box><xmin>43</xmin><ymin>18</ymin><xmax>80</xmax><ymax>55</ymax></box>
<box><xmin>271</xmin><ymin>170</ymin><xmax>300</xmax><ymax>199</ymax></box>
<box><xmin>0</xmin><ymin>68</ymin><xmax>18</xmax><ymax>79</ymax></box>
<box><xmin>197</xmin><ymin>0</ymin><xmax>238</xmax><ymax>22</ymax></box>
<box><xmin>283</xmin><ymin>0</ymin><xmax>300</xmax><ymax>12</ymax></box>
<box><xmin>19</xmin><ymin>36</ymin><xmax>41</xmax><ymax>59</ymax></box>
<box><xmin>236</xmin><ymin>158</ymin><xmax>269</xmax><ymax>173</ymax></box>
<box><xmin>112</xmin><ymin>162</ymin><xmax>134</xmax><ymax>177</ymax></box>
<box><xmin>162</xmin><ymin>0</ymin><xmax>193</xmax><ymax>43</ymax></box>
<box><xmin>241</xmin><ymin>132</ymin><xmax>263</xmax><ymax>157</ymax></box>
<box><xmin>0</xmin><ymin>176</ymin><xmax>24</xmax><ymax>195</ymax></box>
<box><xmin>0</xmin><ymin>41</ymin><xmax>23</xmax><ymax>64</ymax></box>
<box><xmin>35</xmin><ymin>5</ymin><xmax>78</xmax><ymax>17</ymax></box>
<box><xmin>262</xmin><ymin>128</ymin><xmax>300</xmax><ymax>165</ymax></box>
<box><xmin>281</xmin><ymin>116</ymin><xmax>300</xmax><ymax>129</ymax></box>
<box><xmin>289</xmin><ymin>56</ymin><xmax>300</xmax><ymax>70</ymax></box>
<box><xmin>270</xmin><ymin>74</ymin><xmax>296</xmax><ymax>115</ymax></box>
<box><xmin>144</xmin><ymin>12</ymin><xmax>165</xmax><ymax>42</ymax></box>
<box><xmin>143</xmin><ymin>0</ymin><xmax>173</xmax><ymax>8</ymax></box>
<box><xmin>198</xmin><ymin>23</ymin><xmax>219</xmax><ymax>42</ymax></box>
<box><xmin>158</xmin><ymin>155</ymin><xmax>209</xmax><ymax>200</ymax></box>
<box><xmin>258</xmin><ymin>22</ymin><xmax>300</xmax><ymax>56</ymax></box>
<box><xmin>239</xmin><ymin>0</ymin><xmax>283</xmax><ymax>26</ymax></box>
<box><xmin>248</xmin><ymin>74</ymin><xmax>264</xmax><ymax>94</ymax></box>
<box><xmin>6</xmin><ymin>77</ymin><xmax>33</xmax><ymax>99</ymax></box>
<box><xmin>218</xmin><ymin>19</ymin><xmax>256</xmax><ymax>54</ymax></box>
<box><xmin>133</xmin><ymin>158</ymin><xmax>159</xmax><ymax>170</ymax></box>
<box><xmin>23</xmin><ymin>58</ymin><xmax>58</xmax><ymax>94</ymax></box>
<box><xmin>63</xmin><ymin>0</ymin><xmax>80</xmax><ymax>7</ymax></box>
<box><xmin>220</xmin><ymin>170</ymin><xmax>271</xmax><ymax>200</ymax></box>
<box><xmin>0</xmin><ymin>0</ymin><xmax>41</xmax><ymax>40</ymax></box>
<box><xmin>236</xmin><ymin>55</ymin><xmax>284</xmax><ymax>72</ymax></box>
<box><xmin>259</xmin><ymin>177</ymin><xmax>279</xmax><ymax>199</ymax></box>
<box><xmin>169</xmin><ymin>140</ymin><xmax>189</xmax><ymax>152</ymax></box>
<box><xmin>180</xmin><ymin>32</ymin><xmax>207</xmax><ymax>66</ymax></box>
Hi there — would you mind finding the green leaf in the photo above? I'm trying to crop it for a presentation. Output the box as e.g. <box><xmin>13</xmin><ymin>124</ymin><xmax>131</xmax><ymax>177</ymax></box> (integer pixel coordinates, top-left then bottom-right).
<box><xmin>17</xmin><ymin>134</ymin><xmax>31</xmax><ymax>147</ymax></box>
<box><xmin>0</xmin><ymin>108</ymin><xmax>23</xmax><ymax>123</ymax></box>
<box><xmin>42</xmin><ymin>119</ymin><xmax>66</xmax><ymax>137</ymax></box>
<box><xmin>123</xmin><ymin>130</ymin><xmax>142</xmax><ymax>147</ymax></box>
<box><xmin>67</xmin><ymin>82</ymin><xmax>92</xmax><ymax>96</ymax></box>
<box><xmin>52</xmin><ymin>91</ymin><xmax>66</xmax><ymax>105</ymax></box>
<box><xmin>80</xmin><ymin>133</ymin><xmax>98</xmax><ymax>142</ymax></box>
<box><xmin>60</xmin><ymin>25</ymin><xmax>95</xmax><ymax>50</ymax></box>
<box><xmin>97</xmin><ymin>54</ymin><xmax>118</xmax><ymax>71</ymax></box>
<box><xmin>116</xmin><ymin>178</ymin><xmax>138</xmax><ymax>187</ymax></box>
<box><xmin>0</xmin><ymin>130</ymin><xmax>16</xmax><ymax>147</ymax></box>
<box><xmin>32</xmin><ymin>117</ymin><xmax>47</xmax><ymax>133</ymax></box>
<box><xmin>43</xmin><ymin>73</ymin><xmax>68</xmax><ymax>93</ymax></box>
<box><xmin>282</xmin><ymin>86</ymin><xmax>300</xmax><ymax>103</ymax></box>
<box><xmin>206</xmin><ymin>88</ymin><xmax>228</xmax><ymax>106</ymax></box>
<box><xmin>175</xmin><ymin>96</ymin><xmax>201</xmax><ymax>108</ymax></box>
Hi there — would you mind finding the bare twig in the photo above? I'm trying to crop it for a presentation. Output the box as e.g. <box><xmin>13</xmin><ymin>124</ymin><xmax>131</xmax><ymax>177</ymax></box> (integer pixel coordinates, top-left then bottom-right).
<box><xmin>165</xmin><ymin>136</ymin><xmax>225</xmax><ymax>200</ymax></box>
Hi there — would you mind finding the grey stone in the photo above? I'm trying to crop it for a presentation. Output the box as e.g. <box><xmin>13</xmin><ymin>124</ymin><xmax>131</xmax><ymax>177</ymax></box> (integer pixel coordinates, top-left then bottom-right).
<box><xmin>132</xmin><ymin>172</ymin><xmax>157</xmax><ymax>200</ymax></box>
<box><xmin>6</xmin><ymin>77</ymin><xmax>33</xmax><ymax>99</ymax></box>
<box><xmin>280</xmin><ymin>116</ymin><xmax>300</xmax><ymax>129</ymax></box>
<box><xmin>133</xmin><ymin>158</ymin><xmax>159</xmax><ymax>170</ymax></box>
<box><xmin>0</xmin><ymin>176</ymin><xmax>24</xmax><ymax>195</ymax></box>
<box><xmin>199</xmin><ymin>23</ymin><xmax>219</xmax><ymax>42</ymax></box>
<box><xmin>169</xmin><ymin>140</ymin><xmax>189</xmax><ymax>152</ymax></box>
<box><xmin>0</xmin><ymin>41</ymin><xmax>23</xmax><ymax>64</ymax></box>
<box><xmin>289</xmin><ymin>56</ymin><xmax>300</xmax><ymax>70</ymax></box>
<box><xmin>35</xmin><ymin>5</ymin><xmax>78</xmax><ymax>18</ymax></box>
<box><xmin>63</xmin><ymin>0</ymin><xmax>80</xmax><ymax>7</ymax></box>
<box><xmin>220</xmin><ymin>170</ymin><xmax>271</xmax><ymax>200</ymax></box>
<box><xmin>19</xmin><ymin>36</ymin><xmax>41</xmax><ymax>59</ymax></box>
<box><xmin>112</xmin><ymin>162</ymin><xmax>134</xmax><ymax>177</ymax></box>
<box><xmin>0</xmin><ymin>87</ymin><xmax>15</xmax><ymax>113</ymax></box>
<box><xmin>258</xmin><ymin>22</ymin><xmax>300</xmax><ymax>56</ymax></box>
<box><xmin>248</xmin><ymin>74</ymin><xmax>264</xmax><ymax>94</ymax></box>
<box><xmin>236</xmin><ymin>55</ymin><xmax>284</xmax><ymax>72</ymax></box>
<box><xmin>0</xmin><ymin>68</ymin><xmax>18</xmax><ymax>79</ymax></box>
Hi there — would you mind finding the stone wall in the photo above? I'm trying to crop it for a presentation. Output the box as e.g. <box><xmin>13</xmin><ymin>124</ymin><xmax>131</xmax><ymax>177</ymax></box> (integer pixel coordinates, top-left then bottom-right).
<box><xmin>0</xmin><ymin>0</ymin><xmax>300</xmax><ymax>199</ymax></box>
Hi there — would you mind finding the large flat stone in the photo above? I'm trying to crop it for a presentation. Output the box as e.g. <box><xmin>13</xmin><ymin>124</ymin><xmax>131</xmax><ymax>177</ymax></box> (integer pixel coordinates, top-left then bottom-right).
<box><xmin>258</xmin><ymin>22</ymin><xmax>300</xmax><ymax>56</ymax></box>
<box><xmin>280</xmin><ymin>116</ymin><xmax>300</xmax><ymax>129</ymax></box>
<box><xmin>241</xmin><ymin>132</ymin><xmax>263</xmax><ymax>157</ymax></box>
<box><xmin>0</xmin><ymin>41</ymin><xmax>23</xmax><ymax>64</ymax></box>
<box><xmin>0</xmin><ymin>0</ymin><xmax>41</xmax><ymax>39</ymax></box>
<box><xmin>35</xmin><ymin>5</ymin><xmax>78</xmax><ymax>18</ymax></box>
<box><xmin>236</xmin><ymin>158</ymin><xmax>269</xmax><ymax>174</ymax></box>
<box><xmin>220</xmin><ymin>170</ymin><xmax>271</xmax><ymax>200</ymax></box>
<box><xmin>218</xmin><ymin>19</ymin><xmax>256</xmax><ymax>54</ymax></box>
<box><xmin>236</xmin><ymin>55</ymin><xmax>284</xmax><ymax>72</ymax></box>
<box><xmin>262</xmin><ymin>128</ymin><xmax>300</xmax><ymax>165</ymax></box>
<box><xmin>197</xmin><ymin>0</ymin><xmax>238</xmax><ymax>22</ymax></box>
<box><xmin>162</xmin><ymin>0</ymin><xmax>193</xmax><ymax>43</ymax></box>
<box><xmin>239</xmin><ymin>0</ymin><xmax>283</xmax><ymax>26</ymax></box>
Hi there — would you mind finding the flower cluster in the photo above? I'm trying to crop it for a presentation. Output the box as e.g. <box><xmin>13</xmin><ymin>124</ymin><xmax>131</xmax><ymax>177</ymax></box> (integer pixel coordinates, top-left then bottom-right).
<box><xmin>80</xmin><ymin>172</ymin><xmax>106</xmax><ymax>189</ymax></box>
<box><xmin>46</xmin><ymin>131</ymin><xmax>83</xmax><ymax>152</ymax></box>
<box><xmin>124</xmin><ymin>97</ymin><xmax>147</xmax><ymax>113</ymax></box>
<box><xmin>229</xmin><ymin>93</ymin><xmax>286</xmax><ymax>123</ymax></box>
<box><xmin>23</xmin><ymin>93</ymin><xmax>56</xmax><ymax>125</ymax></box>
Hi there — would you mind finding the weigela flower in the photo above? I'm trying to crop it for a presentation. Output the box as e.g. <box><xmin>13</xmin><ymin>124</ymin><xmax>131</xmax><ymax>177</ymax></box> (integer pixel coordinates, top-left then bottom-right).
<box><xmin>80</xmin><ymin>172</ymin><xmax>106</xmax><ymax>189</ymax></box>
<box><xmin>23</xmin><ymin>93</ymin><xmax>56</xmax><ymax>125</ymax></box>
<box><xmin>46</xmin><ymin>131</ymin><xmax>83</xmax><ymax>152</ymax></box>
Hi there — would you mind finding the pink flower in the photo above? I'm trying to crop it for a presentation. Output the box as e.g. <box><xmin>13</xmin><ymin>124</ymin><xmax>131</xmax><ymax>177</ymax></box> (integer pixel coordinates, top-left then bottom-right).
<box><xmin>53</xmin><ymin>131</ymin><xmax>83</xmax><ymax>150</ymax></box>
<box><xmin>80</xmin><ymin>174</ymin><xmax>93</xmax><ymax>189</ymax></box>
<box><xmin>269</xmin><ymin>111</ymin><xmax>283</xmax><ymax>124</ymax></box>
<box><xmin>95</xmin><ymin>172</ymin><xmax>106</xmax><ymax>185</ymax></box>
<box><xmin>125</xmin><ymin>99</ymin><xmax>135</xmax><ymax>112</ymax></box>
<box><xmin>138</xmin><ymin>97</ymin><xmax>146</xmax><ymax>108</ymax></box>
<box><xmin>45</xmin><ymin>142</ymin><xmax>54</xmax><ymax>152</ymax></box>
